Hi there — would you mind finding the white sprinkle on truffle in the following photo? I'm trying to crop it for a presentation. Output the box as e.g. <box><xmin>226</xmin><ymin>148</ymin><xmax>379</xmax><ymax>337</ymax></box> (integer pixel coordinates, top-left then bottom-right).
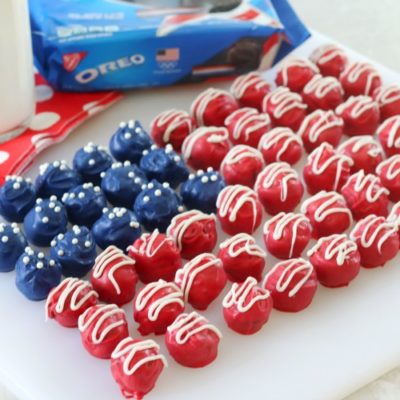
<box><xmin>1</xmin><ymin>236</ymin><xmax>8</xmax><ymax>243</ymax></box>
<box><xmin>38</xmin><ymin>252</ymin><xmax>45</xmax><ymax>259</ymax></box>
<box><xmin>12</xmin><ymin>182</ymin><xmax>21</xmax><ymax>190</ymax></box>
<box><xmin>42</xmin><ymin>217</ymin><xmax>49</xmax><ymax>224</ymax></box>
<box><xmin>124</xmin><ymin>132</ymin><xmax>132</xmax><ymax>140</ymax></box>
<box><xmin>143</xmin><ymin>196</ymin><xmax>150</xmax><ymax>203</ymax></box>
<box><xmin>155</xmin><ymin>189</ymin><xmax>162</xmax><ymax>197</ymax></box>
<box><xmin>88</xmin><ymin>159</ymin><xmax>95</xmax><ymax>166</ymax></box>
<box><xmin>35</xmin><ymin>207</ymin><xmax>42</xmax><ymax>213</ymax></box>
<box><xmin>178</xmin><ymin>206</ymin><xmax>185</xmax><ymax>212</ymax></box>
<box><xmin>23</xmin><ymin>256</ymin><xmax>30</xmax><ymax>264</ymax></box>
<box><xmin>58</xmin><ymin>250</ymin><xmax>64</xmax><ymax>257</ymax></box>
<box><xmin>36</xmin><ymin>262</ymin><xmax>44</xmax><ymax>269</ymax></box>
<box><xmin>211</xmin><ymin>175</ymin><xmax>218</xmax><ymax>182</ymax></box>
<box><xmin>128</xmin><ymin>172</ymin><xmax>135</xmax><ymax>179</ymax></box>
<box><xmin>201</xmin><ymin>176</ymin><xmax>209</xmax><ymax>183</ymax></box>
<box><xmin>72</xmin><ymin>238</ymin><xmax>78</xmax><ymax>245</ymax></box>
<box><xmin>163</xmin><ymin>182</ymin><xmax>170</xmax><ymax>188</ymax></box>
<box><xmin>54</xmin><ymin>206</ymin><xmax>61</xmax><ymax>213</ymax></box>
<box><xmin>49</xmin><ymin>260</ymin><xmax>56</xmax><ymax>267</ymax></box>
<box><xmin>85</xmin><ymin>241</ymin><xmax>91</xmax><ymax>248</ymax></box>
<box><xmin>130</xmin><ymin>221</ymin><xmax>139</xmax><ymax>228</ymax></box>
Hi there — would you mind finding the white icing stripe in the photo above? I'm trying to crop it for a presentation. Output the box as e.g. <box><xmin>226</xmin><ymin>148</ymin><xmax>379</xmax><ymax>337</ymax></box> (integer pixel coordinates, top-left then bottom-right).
<box><xmin>177</xmin><ymin>254</ymin><xmax>222</xmax><ymax>302</ymax></box>
<box><xmin>301</xmin><ymin>191</ymin><xmax>352</xmax><ymax>223</ymax></box>
<box><xmin>337</xmin><ymin>135</ymin><xmax>384</xmax><ymax>158</ymax></box>
<box><xmin>374</xmin><ymin>85</ymin><xmax>400</xmax><ymax>106</ymax></box>
<box><xmin>78</xmin><ymin>304</ymin><xmax>126</xmax><ymax>344</ymax></box>
<box><xmin>221</xmin><ymin>145</ymin><xmax>264</xmax><ymax>168</ymax></box>
<box><xmin>135</xmin><ymin>280</ymin><xmax>183</xmax><ymax>322</ymax></box>
<box><xmin>255</xmin><ymin>162</ymin><xmax>298</xmax><ymax>202</ymax></box>
<box><xmin>303</xmin><ymin>74</ymin><xmax>343</xmax><ymax>98</ymax></box>
<box><xmin>167</xmin><ymin>210</ymin><xmax>216</xmax><ymax>251</ymax></box>
<box><xmin>388</xmin><ymin>202</ymin><xmax>400</xmax><ymax>226</ymax></box>
<box><xmin>130</xmin><ymin>230</ymin><xmax>171</xmax><ymax>258</ymax></box>
<box><xmin>167</xmin><ymin>312</ymin><xmax>222</xmax><ymax>344</ymax></box>
<box><xmin>350</xmin><ymin>215</ymin><xmax>397</xmax><ymax>252</ymax></box>
<box><xmin>307</xmin><ymin>143</ymin><xmax>353</xmax><ymax>191</ymax></box>
<box><xmin>336</xmin><ymin>95</ymin><xmax>378</xmax><ymax>119</ymax></box>
<box><xmin>263</xmin><ymin>212</ymin><xmax>310</xmax><ymax>259</ymax></box>
<box><xmin>150</xmin><ymin>109</ymin><xmax>192</xmax><ymax>143</ymax></box>
<box><xmin>262</xmin><ymin>87</ymin><xmax>306</xmax><ymax>119</ymax></box>
<box><xmin>222</xmin><ymin>276</ymin><xmax>270</xmax><ymax>313</ymax></box>
<box><xmin>182</xmin><ymin>126</ymin><xmax>229</xmax><ymax>161</ymax></box>
<box><xmin>376</xmin><ymin>155</ymin><xmax>400</xmax><ymax>180</ymax></box>
<box><xmin>263</xmin><ymin>258</ymin><xmax>314</xmax><ymax>298</ymax></box>
<box><xmin>342</xmin><ymin>62</ymin><xmax>380</xmax><ymax>95</ymax></box>
<box><xmin>216</xmin><ymin>185</ymin><xmax>259</xmax><ymax>231</ymax></box>
<box><xmin>342</xmin><ymin>171</ymin><xmax>389</xmax><ymax>203</ymax></box>
<box><xmin>278</xmin><ymin>58</ymin><xmax>319</xmax><ymax>86</ymax></box>
<box><xmin>258</xmin><ymin>127</ymin><xmax>302</xmax><ymax>161</ymax></box>
<box><xmin>219</xmin><ymin>233</ymin><xmax>265</xmax><ymax>258</ymax></box>
<box><xmin>377</xmin><ymin>116</ymin><xmax>400</xmax><ymax>149</ymax></box>
<box><xmin>307</xmin><ymin>234</ymin><xmax>358</xmax><ymax>266</ymax></box>
<box><xmin>298</xmin><ymin>110</ymin><xmax>343</xmax><ymax>143</ymax></box>
<box><xmin>45</xmin><ymin>278</ymin><xmax>98</xmax><ymax>319</ymax></box>
<box><xmin>231</xmin><ymin>72</ymin><xmax>269</xmax><ymax>99</ymax></box>
<box><xmin>310</xmin><ymin>44</ymin><xmax>347</xmax><ymax>65</ymax></box>
<box><xmin>93</xmin><ymin>246</ymin><xmax>135</xmax><ymax>295</ymax></box>
<box><xmin>111</xmin><ymin>337</ymin><xmax>168</xmax><ymax>376</ymax></box>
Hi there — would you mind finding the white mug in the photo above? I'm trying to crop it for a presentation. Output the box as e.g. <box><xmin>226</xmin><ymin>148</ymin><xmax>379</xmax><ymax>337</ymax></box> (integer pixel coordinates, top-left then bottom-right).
<box><xmin>0</xmin><ymin>0</ymin><xmax>35</xmax><ymax>142</ymax></box>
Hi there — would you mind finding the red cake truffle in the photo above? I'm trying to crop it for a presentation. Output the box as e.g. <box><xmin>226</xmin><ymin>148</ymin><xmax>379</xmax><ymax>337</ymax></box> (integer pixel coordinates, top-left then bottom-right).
<box><xmin>335</xmin><ymin>95</ymin><xmax>380</xmax><ymax>136</ymax></box>
<box><xmin>337</xmin><ymin>136</ymin><xmax>384</xmax><ymax>174</ymax></box>
<box><xmin>341</xmin><ymin>170</ymin><xmax>389</xmax><ymax>220</ymax></box>
<box><xmin>230</xmin><ymin>72</ymin><xmax>271</xmax><ymax>110</ymax></box>
<box><xmin>275</xmin><ymin>57</ymin><xmax>319</xmax><ymax>93</ymax></box>
<box><xmin>165</xmin><ymin>312</ymin><xmax>222</xmax><ymax>368</ymax></box>
<box><xmin>78</xmin><ymin>304</ymin><xmax>129</xmax><ymax>359</ymax></box>
<box><xmin>46</xmin><ymin>278</ymin><xmax>98</xmax><ymax>328</ymax></box>
<box><xmin>377</xmin><ymin>116</ymin><xmax>400</xmax><ymax>157</ymax></box>
<box><xmin>303</xmin><ymin>143</ymin><xmax>353</xmax><ymax>194</ymax></box>
<box><xmin>220</xmin><ymin>145</ymin><xmax>265</xmax><ymax>187</ymax></box>
<box><xmin>301</xmin><ymin>191</ymin><xmax>352</xmax><ymax>238</ymax></box>
<box><xmin>340</xmin><ymin>61</ymin><xmax>382</xmax><ymax>97</ymax></box>
<box><xmin>376</xmin><ymin>155</ymin><xmax>400</xmax><ymax>201</ymax></box>
<box><xmin>166</xmin><ymin>210</ymin><xmax>217</xmax><ymax>260</ymax></box>
<box><xmin>310</xmin><ymin>44</ymin><xmax>348</xmax><ymax>78</ymax></box>
<box><xmin>133</xmin><ymin>280</ymin><xmax>184</xmax><ymax>335</ymax></box>
<box><xmin>301</xmin><ymin>74</ymin><xmax>344</xmax><ymax>112</ymax></box>
<box><xmin>111</xmin><ymin>337</ymin><xmax>167</xmax><ymax>400</ymax></box>
<box><xmin>263</xmin><ymin>212</ymin><xmax>312</xmax><ymax>259</ymax></box>
<box><xmin>91</xmin><ymin>246</ymin><xmax>138</xmax><ymax>306</ymax></box>
<box><xmin>224</xmin><ymin>108</ymin><xmax>271</xmax><ymax>148</ymax></box>
<box><xmin>262</xmin><ymin>258</ymin><xmax>317</xmax><ymax>312</ymax></box>
<box><xmin>262</xmin><ymin>87</ymin><xmax>307</xmax><ymax>131</ymax></box>
<box><xmin>150</xmin><ymin>109</ymin><xmax>192</xmax><ymax>152</ymax></box>
<box><xmin>190</xmin><ymin>88</ymin><xmax>239</xmax><ymax>127</ymax></box>
<box><xmin>307</xmin><ymin>234</ymin><xmax>360</xmax><ymax>288</ymax></box>
<box><xmin>175</xmin><ymin>253</ymin><xmax>226</xmax><ymax>310</ymax></box>
<box><xmin>255</xmin><ymin>162</ymin><xmax>304</xmax><ymax>215</ymax></box>
<box><xmin>216</xmin><ymin>184</ymin><xmax>262</xmax><ymax>235</ymax></box>
<box><xmin>218</xmin><ymin>233</ymin><xmax>266</xmax><ymax>282</ymax></box>
<box><xmin>374</xmin><ymin>85</ymin><xmax>400</xmax><ymax>121</ymax></box>
<box><xmin>128</xmin><ymin>230</ymin><xmax>182</xmax><ymax>283</ymax></box>
<box><xmin>350</xmin><ymin>215</ymin><xmax>399</xmax><ymax>268</ymax></box>
<box><xmin>298</xmin><ymin>109</ymin><xmax>344</xmax><ymax>153</ymax></box>
<box><xmin>181</xmin><ymin>126</ymin><xmax>230</xmax><ymax>170</ymax></box>
<box><xmin>222</xmin><ymin>276</ymin><xmax>272</xmax><ymax>335</ymax></box>
<box><xmin>258</xmin><ymin>127</ymin><xmax>303</xmax><ymax>165</ymax></box>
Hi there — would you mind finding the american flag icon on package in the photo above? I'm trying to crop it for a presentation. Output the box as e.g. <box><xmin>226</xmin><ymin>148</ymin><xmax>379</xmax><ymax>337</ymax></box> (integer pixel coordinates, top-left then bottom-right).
<box><xmin>156</xmin><ymin>48</ymin><xmax>180</xmax><ymax>62</ymax></box>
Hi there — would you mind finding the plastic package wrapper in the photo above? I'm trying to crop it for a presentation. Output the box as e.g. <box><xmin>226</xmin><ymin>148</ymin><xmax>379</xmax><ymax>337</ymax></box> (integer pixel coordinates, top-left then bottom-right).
<box><xmin>29</xmin><ymin>0</ymin><xmax>309</xmax><ymax>92</ymax></box>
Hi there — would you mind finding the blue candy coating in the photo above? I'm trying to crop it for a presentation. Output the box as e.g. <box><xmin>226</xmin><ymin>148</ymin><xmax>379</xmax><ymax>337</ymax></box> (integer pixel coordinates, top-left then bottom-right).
<box><xmin>73</xmin><ymin>142</ymin><xmax>113</xmax><ymax>185</ymax></box>
<box><xmin>62</xmin><ymin>183</ymin><xmax>107</xmax><ymax>228</ymax></box>
<box><xmin>180</xmin><ymin>168</ymin><xmax>226</xmax><ymax>214</ymax></box>
<box><xmin>50</xmin><ymin>225</ymin><xmax>97</xmax><ymax>278</ymax></box>
<box><xmin>92</xmin><ymin>207</ymin><xmax>141</xmax><ymax>251</ymax></box>
<box><xmin>139</xmin><ymin>144</ymin><xmax>189</xmax><ymax>188</ymax></box>
<box><xmin>35</xmin><ymin>160</ymin><xmax>82</xmax><ymax>199</ymax></box>
<box><xmin>101</xmin><ymin>161</ymin><xmax>147</xmax><ymax>208</ymax></box>
<box><xmin>24</xmin><ymin>197</ymin><xmax>68</xmax><ymax>247</ymax></box>
<box><xmin>0</xmin><ymin>176</ymin><xmax>36</xmax><ymax>222</ymax></box>
<box><xmin>15</xmin><ymin>247</ymin><xmax>62</xmax><ymax>301</ymax></box>
<box><xmin>0</xmin><ymin>223</ymin><xmax>27</xmax><ymax>273</ymax></box>
<box><xmin>109</xmin><ymin>120</ymin><xmax>153</xmax><ymax>164</ymax></box>
<box><xmin>134</xmin><ymin>179</ymin><xmax>184</xmax><ymax>232</ymax></box>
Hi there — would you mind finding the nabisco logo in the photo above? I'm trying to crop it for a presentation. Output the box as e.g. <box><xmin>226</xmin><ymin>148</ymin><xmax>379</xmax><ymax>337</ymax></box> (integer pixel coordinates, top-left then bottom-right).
<box><xmin>75</xmin><ymin>54</ymin><xmax>145</xmax><ymax>84</ymax></box>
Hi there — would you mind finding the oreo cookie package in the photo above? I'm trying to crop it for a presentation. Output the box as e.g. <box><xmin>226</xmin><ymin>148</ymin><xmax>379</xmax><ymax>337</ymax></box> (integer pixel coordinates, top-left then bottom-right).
<box><xmin>29</xmin><ymin>0</ymin><xmax>309</xmax><ymax>91</ymax></box>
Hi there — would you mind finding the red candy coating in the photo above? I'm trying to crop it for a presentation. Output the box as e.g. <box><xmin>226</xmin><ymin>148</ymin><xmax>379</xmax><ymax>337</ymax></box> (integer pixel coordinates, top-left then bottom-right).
<box><xmin>376</xmin><ymin>155</ymin><xmax>400</xmax><ymax>202</ymax></box>
<box><xmin>388</xmin><ymin>202</ymin><xmax>400</xmax><ymax>244</ymax></box>
<box><xmin>263</xmin><ymin>258</ymin><xmax>317</xmax><ymax>312</ymax></box>
<box><xmin>374</xmin><ymin>85</ymin><xmax>400</xmax><ymax>121</ymax></box>
<box><xmin>223</xmin><ymin>277</ymin><xmax>272</xmax><ymax>335</ymax></box>
<box><xmin>128</xmin><ymin>230</ymin><xmax>182</xmax><ymax>283</ymax></box>
<box><xmin>377</xmin><ymin>116</ymin><xmax>400</xmax><ymax>157</ymax></box>
<box><xmin>340</xmin><ymin>62</ymin><xmax>382</xmax><ymax>97</ymax></box>
<box><xmin>255</xmin><ymin>162</ymin><xmax>304</xmax><ymax>215</ymax></box>
<box><xmin>218</xmin><ymin>233</ymin><xmax>266</xmax><ymax>282</ymax></box>
<box><xmin>310</xmin><ymin>44</ymin><xmax>348</xmax><ymax>78</ymax></box>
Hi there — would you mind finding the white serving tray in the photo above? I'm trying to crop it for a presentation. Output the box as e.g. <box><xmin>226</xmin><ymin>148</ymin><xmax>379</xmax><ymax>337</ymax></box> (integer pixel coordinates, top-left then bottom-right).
<box><xmin>1</xmin><ymin>32</ymin><xmax>400</xmax><ymax>400</ymax></box>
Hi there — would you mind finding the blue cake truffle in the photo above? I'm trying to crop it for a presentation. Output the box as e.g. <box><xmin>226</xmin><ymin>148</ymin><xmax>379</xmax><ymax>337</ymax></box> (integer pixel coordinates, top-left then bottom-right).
<box><xmin>73</xmin><ymin>142</ymin><xmax>113</xmax><ymax>185</ymax></box>
<box><xmin>35</xmin><ymin>160</ymin><xmax>82</xmax><ymax>199</ymax></box>
<box><xmin>50</xmin><ymin>225</ymin><xmax>97</xmax><ymax>278</ymax></box>
<box><xmin>134</xmin><ymin>180</ymin><xmax>184</xmax><ymax>232</ymax></box>
<box><xmin>109</xmin><ymin>120</ymin><xmax>153</xmax><ymax>163</ymax></box>
<box><xmin>62</xmin><ymin>183</ymin><xmax>107</xmax><ymax>227</ymax></box>
<box><xmin>15</xmin><ymin>247</ymin><xmax>62</xmax><ymax>301</ymax></box>
<box><xmin>140</xmin><ymin>144</ymin><xmax>189</xmax><ymax>188</ymax></box>
<box><xmin>0</xmin><ymin>176</ymin><xmax>36</xmax><ymax>222</ymax></box>
<box><xmin>180</xmin><ymin>167</ymin><xmax>226</xmax><ymax>214</ymax></box>
<box><xmin>23</xmin><ymin>197</ymin><xmax>68</xmax><ymax>247</ymax></box>
<box><xmin>0</xmin><ymin>223</ymin><xmax>27</xmax><ymax>272</ymax></box>
<box><xmin>100</xmin><ymin>161</ymin><xmax>147</xmax><ymax>208</ymax></box>
<box><xmin>92</xmin><ymin>207</ymin><xmax>141</xmax><ymax>251</ymax></box>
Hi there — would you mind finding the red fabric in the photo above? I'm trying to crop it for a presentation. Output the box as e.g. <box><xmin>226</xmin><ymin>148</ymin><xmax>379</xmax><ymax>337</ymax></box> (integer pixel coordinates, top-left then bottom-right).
<box><xmin>0</xmin><ymin>72</ymin><xmax>122</xmax><ymax>184</ymax></box>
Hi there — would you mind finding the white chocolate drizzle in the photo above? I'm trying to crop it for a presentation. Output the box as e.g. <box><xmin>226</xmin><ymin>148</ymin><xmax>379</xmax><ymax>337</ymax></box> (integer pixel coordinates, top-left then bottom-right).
<box><xmin>231</xmin><ymin>72</ymin><xmax>270</xmax><ymax>99</ymax></box>
<box><xmin>262</xmin><ymin>87</ymin><xmax>306</xmax><ymax>119</ymax></box>
<box><xmin>374</xmin><ymin>85</ymin><xmax>400</xmax><ymax>106</ymax></box>
<box><xmin>388</xmin><ymin>202</ymin><xmax>400</xmax><ymax>226</ymax></box>
<box><xmin>310</xmin><ymin>44</ymin><xmax>347</xmax><ymax>66</ymax></box>
<box><xmin>221</xmin><ymin>145</ymin><xmax>264</xmax><ymax>168</ymax></box>
<box><xmin>337</xmin><ymin>135</ymin><xmax>384</xmax><ymax>158</ymax></box>
<box><xmin>303</xmin><ymin>74</ymin><xmax>343</xmax><ymax>98</ymax></box>
<box><xmin>341</xmin><ymin>62</ymin><xmax>380</xmax><ymax>95</ymax></box>
<box><xmin>377</xmin><ymin>116</ymin><xmax>400</xmax><ymax>149</ymax></box>
<box><xmin>130</xmin><ymin>229</ymin><xmax>172</xmax><ymax>258</ymax></box>
<box><xmin>151</xmin><ymin>109</ymin><xmax>192</xmax><ymax>143</ymax></box>
<box><xmin>376</xmin><ymin>155</ymin><xmax>400</xmax><ymax>180</ymax></box>
<box><xmin>277</xmin><ymin>58</ymin><xmax>319</xmax><ymax>86</ymax></box>
<box><xmin>336</xmin><ymin>95</ymin><xmax>378</xmax><ymax>119</ymax></box>
<box><xmin>219</xmin><ymin>233</ymin><xmax>265</xmax><ymax>258</ymax></box>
